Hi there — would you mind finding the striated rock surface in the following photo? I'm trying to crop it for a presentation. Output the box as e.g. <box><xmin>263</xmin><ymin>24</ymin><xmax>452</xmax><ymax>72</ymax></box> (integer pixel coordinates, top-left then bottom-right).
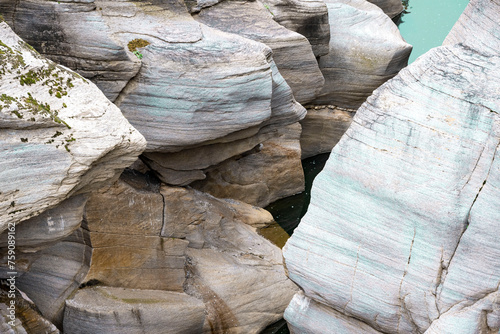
<box><xmin>0</xmin><ymin>22</ymin><xmax>146</xmax><ymax>230</ymax></box>
<box><xmin>313</xmin><ymin>0</ymin><xmax>411</xmax><ymax>109</ymax></box>
<box><xmin>365</xmin><ymin>0</ymin><xmax>404</xmax><ymax>18</ymax></box>
<box><xmin>64</xmin><ymin>287</ymin><xmax>206</xmax><ymax>334</ymax></box>
<box><xmin>300</xmin><ymin>105</ymin><xmax>355</xmax><ymax>159</ymax></box>
<box><xmin>283</xmin><ymin>2</ymin><xmax>500</xmax><ymax>331</ymax></box>
<box><xmin>72</xmin><ymin>171</ymin><xmax>297</xmax><ymax>333</ymax></box>
<box><xmin>193</xmin><ymin>0</ymin><xmax>324</xmax><ymax>104</ymax></box>
<box><xmin>264</xmin><ymin>0</ymin><xmax>330</xmax><ymax>57</ymax></box>
<box><xmin>192</xmin><ymin>123</ymin><xmax>305</xmax><ymax>207</ymax></box>
<box><xmin>0</xmin><ymin>286</ymin><xmax>60</xmax><ymax>334</ymax></box>
<box><xmin>0</xmin><ymin>228</ymin><xmax>92</xmax><ymax>328</ymax></box>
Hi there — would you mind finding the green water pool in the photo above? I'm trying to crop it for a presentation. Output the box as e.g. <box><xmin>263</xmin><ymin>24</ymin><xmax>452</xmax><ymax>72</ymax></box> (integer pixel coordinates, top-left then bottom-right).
<box><xmin>398</xmin><ymin>0</ymin><xmax>470</xmax><ymax>63</ymax></box>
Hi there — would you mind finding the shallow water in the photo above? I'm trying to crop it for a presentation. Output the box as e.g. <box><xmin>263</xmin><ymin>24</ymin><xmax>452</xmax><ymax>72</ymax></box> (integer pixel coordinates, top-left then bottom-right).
<box><xmin>398</xmin><ymin>0</ymin><xmax>469</xmax><ymax>63</ymax></box>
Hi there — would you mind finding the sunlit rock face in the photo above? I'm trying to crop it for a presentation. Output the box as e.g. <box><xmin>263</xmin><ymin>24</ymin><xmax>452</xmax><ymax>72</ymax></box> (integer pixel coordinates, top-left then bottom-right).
<box><xmin>283</xmin><ymin>0</ymin><xmax>500</xmax><ymax>332</ymax></box>
<box><xmin>0</xmin><ymin>21</ymin><xmax>146</xmax><ymax>233</ymax></box>
<box><xmin>312</xmin><ymin>0</ymin><xmax>411</xmax><ymax>109</ymax></box>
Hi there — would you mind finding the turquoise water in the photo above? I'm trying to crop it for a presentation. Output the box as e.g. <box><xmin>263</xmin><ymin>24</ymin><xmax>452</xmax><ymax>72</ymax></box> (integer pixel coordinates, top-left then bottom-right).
<box><xmin>398</xmin><ymin>0</ymin><xmax>470</xmax><ymax>63</ymax></box>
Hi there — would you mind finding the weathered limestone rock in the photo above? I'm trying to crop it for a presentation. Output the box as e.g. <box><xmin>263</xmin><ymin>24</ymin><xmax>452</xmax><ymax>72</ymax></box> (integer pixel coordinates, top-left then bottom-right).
<box><xmin>313</xmin><ymin>0</ymin><xmax>411</xmax><ymax>109</ymax></box>
<box><xmin>0</xmin><ymin>22</ymin><xmax>146</xmax><ymax>230</ymax></box>
<box><xmin>0</xmin><ymin>228</ymin><xmax>92</xmax><ymax>328</ymax></box>
<box><xmin>83</xmin><ymin>171</ymin><xmax>188</xmax><ymax>291</ymax></box>
<box><xmin>193</xmin><ymin>0</ymin><xmax>324</xmax><ymax>104</ymax></box>
<box><xmin>63</xmin><ymin>287</ymin><xmax>206</xmax><ymax>334</ymax></box>
<box><xmin>79</xmin><ymin>172</ymin><xmax>297</xmax><ymax>333</ymax></box>
<box><xmin>192</xmin><ymin>123</ymin><xmax>305</xmax><ymax>207</ymax></box>
<box><xmin>300</xmin><ymin>106</ymin><xmax>355</xmax><ymax>159</ymax></box>
<box><xmin>1</xmin><ymin>0</ymin><xmax>305</xmax><ymax>153</ymax></box>
<box><xmin>0</xmin><ymin>195</ymin><xmax>86</xmax><ymax>251</ymax></box>
<box><xmin>283</xmin><ymin>10</ymin><xmax>500</xmax><ymax>333</ymax></box>
<box><xmin>263</xmin><ymin>0</ymin><xmax>330</xmax><ymax>57</ymax></box>
<box><xmin>365</xmin><ymin>0</ymin><xmax>404</xmax><ymax>18</ymax></box>
<box><xmin>0</xmin><ymin>286</ymin><xmax>60</xmax><ymax>334</ymax></box>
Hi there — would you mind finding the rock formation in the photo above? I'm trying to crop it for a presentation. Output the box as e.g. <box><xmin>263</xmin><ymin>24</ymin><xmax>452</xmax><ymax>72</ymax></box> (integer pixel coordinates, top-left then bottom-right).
<box><xmin>283</xmin><ymin>0</ymin><xmax>500</xmax><ymax>332</ymax></box>
<box><xmin>0</xmin><ymin>22</ymin><xmax>146</xmax><ymax>230</ymax></box>
<box><xmin>312</xmin><ymin>0</ymin><xmax>411</xmax><ymax>109</ymax></box>
<box><xmin>0</xmin><ymin>0</ymin><xmax>308</xmax><ymax>204</ymax></box>
<box><xmin>366</xmin><ymin>0</ymin><xmax>404</xmax><ymax>18</ymax></box>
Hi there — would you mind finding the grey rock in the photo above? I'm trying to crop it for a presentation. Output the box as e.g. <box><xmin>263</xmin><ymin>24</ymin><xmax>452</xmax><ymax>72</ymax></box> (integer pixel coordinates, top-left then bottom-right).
<box><xmin>0</xmin><ymin>228</ymin><xmax>92</xmax><ymax>328</ymax></box>
<box><xmin>264</xmin><ymin>0</ymin><xmax>330</xmax><ymax>56</ymax></box>
<box><xmin>313</xmin><ymin>0</ymin><xmax>411</xmax><ymax>109</ymax></box>
<box><xmin>194</xmin><ymin>0</ymin><xmax>324</xmax><ymax>104</ymax></box>
<box><xmin>283</xmin><ymin>35</ymin><xmax>500</xmax><ymax>334</ymax></box>
<box><xmin>63</xmin><ymin>287</ymin><xmax>206</xmax><ymax>334</ymax></box>
<box><xmin>0</xmin><ymin>22</ymin><xmax>146</xmax><ymax>230</ymax></box>
<box><xmin>0</xmin><ymin>287</ymin><xmax>60</xmax><ymax>334</ymax></box>
<box><xmin>0</xmin><ymin>195</ymin><xmax>87</xmax><ymax>251</ymax></box>
<box><xmin>300</xmin><ymin>106</ymin><xmax>355</xmax><ymax>159</ymax></box>
<box><xmin>366</xmin><ymin>0</ymin><xmax>404</xmax><ymax>18</ymax></box>
<box><xmin>192</xmin><ymin>123</ymin><xmax>305</xmax><ymax>207</ymax></box>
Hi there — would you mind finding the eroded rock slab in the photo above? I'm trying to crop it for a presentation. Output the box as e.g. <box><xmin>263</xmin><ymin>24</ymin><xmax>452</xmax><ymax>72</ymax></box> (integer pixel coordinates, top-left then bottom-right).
<box><xmin>192</xmin><ymin>123</ymin><xmax>305</xmax><ymax>207</ymax></box>
<box><xmin>194</xmin><ymin>0</ymin><xmax>324</xmax><ymax>104</ymax></box>
<box><xmin>64</xmin><ymin>287</ymin><xmax>206</xmax><ymax>334</ymax></box>
<box><xmin>0</xmin><ymin>22</ymin><xmax>146</xmax><ymax>230</ymax></box>
<box><xmin>300</xmin><ymin>105</ymin><xmax>355</xmax><ymax>158</ymax></box>
<box><xmin>283</xmin><ymin>33</ymin><xmax>500</xmax><ymax>334</ymax></box>
<box><xmin>313</xmin><ymin>0</ymin><xmax>411</xmax><ymax>109</ymax></box>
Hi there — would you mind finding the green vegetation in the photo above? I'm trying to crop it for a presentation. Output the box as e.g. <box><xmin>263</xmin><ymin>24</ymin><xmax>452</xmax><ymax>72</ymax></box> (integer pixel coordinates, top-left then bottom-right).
<box><xmin>128</xmin><ymin>38</ymin><xmax>150</xmax><ymax>59</ymax></box>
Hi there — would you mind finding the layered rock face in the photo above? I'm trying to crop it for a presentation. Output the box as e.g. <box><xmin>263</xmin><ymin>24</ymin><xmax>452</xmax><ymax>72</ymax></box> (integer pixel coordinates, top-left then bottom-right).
<box><xmin>0</xmin><ymin>22</ymin><xmax>146</xmax><ymax>230</ymax></box>
<box><xmin>63</xmin><ymin>171</ymin><xmax>297</xmax><ymax>333</ymax></box>
<box><xmin>313</xmin><ymin>0</ymin><xmax>411</xmax><ymax>109</ymax></box>
<box><xmin>283</xmin><ymin>1</ymin><xmax>500</xmax><ymax>333</ymax></box>
<box><xmin>365</xmin><ymin>0</ymin><xmax>404</xmax><ymax>18</ymax></box>
<box><xmin>0</xmin><ymin>0</ymin><xmax>308</xmax><ymax>204</ymax></box>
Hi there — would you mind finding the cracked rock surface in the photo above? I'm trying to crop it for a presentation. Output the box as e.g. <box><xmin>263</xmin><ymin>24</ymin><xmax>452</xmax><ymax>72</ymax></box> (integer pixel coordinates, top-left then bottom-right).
<box><xmin>283</xmin><ymin>0</ymin><xmax>500</xmax><ymax>332</ymax></box>
<box><xmin>365</xmin><ymin>0</ymin><xmax>403</xmax><ymax>18</ymax></box>
<box><xmin>0</xmin><ymin>22</ymin><xmax>146</xmax><ymax>232</ymax></box>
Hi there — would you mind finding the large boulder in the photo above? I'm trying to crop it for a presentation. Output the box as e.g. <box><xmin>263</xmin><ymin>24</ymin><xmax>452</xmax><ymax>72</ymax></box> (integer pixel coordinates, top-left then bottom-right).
<box><xmin>192</xmin><ymin>123</ymin><xmax>305</xmax><ymax>207</ymax></box>
<box><xmin>0</xmin><ymin>22</ymin><xmax>146</xmax><ymax>230</ymax></box>
<box><xmin>193</xmin><ymin>0</ymin><xmax>324</xmax><ymax>104</ymax></box>
<box><xmin>70</xmin><ymin>171</ymin><xmax>298</xmax><ymax>333</ymax></box>
<box><xmin>283</xmin><ymin>0</ymin><xmax>500</xmax><ymax>332</ymax></box>
<box><xmin>313</xmin><ymin>0</ymin><xmax>411</xmax><ymax>109</ymax></box>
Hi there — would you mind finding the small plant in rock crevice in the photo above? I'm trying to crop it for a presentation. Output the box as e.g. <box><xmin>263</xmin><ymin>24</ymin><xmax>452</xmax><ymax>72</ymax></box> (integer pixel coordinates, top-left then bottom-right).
<box><xmin>128</xmin><ymin>39</ymin><xmax>150</xmax><ymax>60</ymax></box>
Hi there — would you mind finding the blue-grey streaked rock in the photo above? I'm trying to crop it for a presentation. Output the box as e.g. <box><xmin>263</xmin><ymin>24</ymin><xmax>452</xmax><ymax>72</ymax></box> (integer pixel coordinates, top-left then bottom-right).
<box><xmin>283</xmin><ymin>22</ymin><xmax>500</xmax><ymax>334</ymax></box>
<box><xmin>0</xmin><ymin>22</ymin><xmax>146</xmax><ymax>231</ymax></box>
<box><xmin>193</xmin><ymin>0</ymin><xmax>324</xmax><ymax>104</ymax></box>
<box><xmin>63</xmin><ymin>287</ymin><xmax>206</xmax><ymax>334</ymax></box>
<box><xmin>264</xmin><ymin>0</ymin><xmax>330</xmax><ymax>57</ymax></box>
<box><xmin>366</xmin><ymin>0</ymin><xmax>403</xmax><ymax>18</ymax></box>
<box><xmin>313</xmin><ymin>0</ymin><xmax>411</xmax><ymax>108</ymax></box>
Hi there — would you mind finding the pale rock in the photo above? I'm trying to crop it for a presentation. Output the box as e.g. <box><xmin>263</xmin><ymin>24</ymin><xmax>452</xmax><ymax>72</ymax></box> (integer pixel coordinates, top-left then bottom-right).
<box><xmin>263</xmin><ymin>0</ymin><xmax>330</xmax><ymax>56</ymax></box>
<box><xmin>300</xmin><ymin>106</ymin><xmax>355</xmax><ymax>159</ymax></box>
<box><xmin>0</xmin><ymin>195</ymin><xmax>86</xmax><ymax>251</ymax></box>
<box><xmin>63</xmin><ymin>287</ymin><xmax>206</xmax><ymax>334</ymax></box>
<box><xmin>313</xmin><ymin>0</ymin><xmax>411</xmax><ymax>108</ymax></box>
<box><xmin>283</xmin><ymin>41</ymin><xmax>500</xmax><ymax>334</ymax></box>
<box><xmin>0</xmin><ymin>228</ymin><xmax>92</xmax><ymax>328</ymax></box>
<box><xmin>285</xmin><ymin>292</ymin><xmax>384</xmax><ymax>334</ymax></box>
<box><xmin>0</xmin><ymin>286</ymin><xmax>60</xmax><ymax>334</ymax></box>
<box><xmin>365</xmin><ymin>0</ymin><xmax>404</xmax><ymax>18</ymax></box>
<box><xmin>194</xmin><ymin>0</ymin><xmax>324</xmax><ymax>104</ymax></box>
<box><xmin>0</xmin><ymin>22</ymin><xmax>146</xmax><ymax>230</ymax></box>
<box><xmin>192</xmin><ymin>123</ymin><xmax>305</xmax><ymax>207</ymax></box>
